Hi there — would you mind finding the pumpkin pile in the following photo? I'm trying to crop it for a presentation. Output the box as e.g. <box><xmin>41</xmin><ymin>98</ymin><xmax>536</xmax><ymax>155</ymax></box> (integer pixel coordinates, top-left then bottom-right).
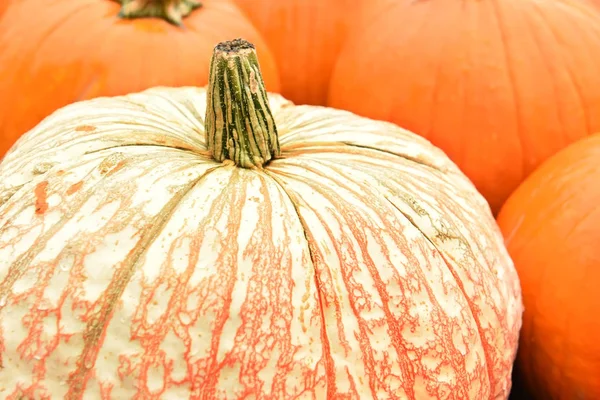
<box><xmin>0</xmin><ymin>0</ymin><xmax>598</xmax><ymax>398</ymax></box>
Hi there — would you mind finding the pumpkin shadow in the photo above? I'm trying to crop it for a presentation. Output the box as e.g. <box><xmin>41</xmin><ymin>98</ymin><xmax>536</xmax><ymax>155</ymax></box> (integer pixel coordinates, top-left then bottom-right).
<box><xmin>509</xmin><ymin>365</ymin><xmax>533</xmax><ymax>400</ymax></box>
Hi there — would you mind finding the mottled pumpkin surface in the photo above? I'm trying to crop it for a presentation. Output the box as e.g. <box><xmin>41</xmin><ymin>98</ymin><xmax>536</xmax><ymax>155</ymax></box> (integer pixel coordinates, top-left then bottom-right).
<box><xmin>0</xmin><ymin>87</ymin><xmax>521</xmax><ymax>399</ymax></box>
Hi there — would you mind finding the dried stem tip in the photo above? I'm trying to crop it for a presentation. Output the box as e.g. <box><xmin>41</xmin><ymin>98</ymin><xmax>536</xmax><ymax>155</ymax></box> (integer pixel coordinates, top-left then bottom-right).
<box><xmin>205</xmin><ymin>39</ymin><xmax>280</xmax><ymax>168</ymax></box>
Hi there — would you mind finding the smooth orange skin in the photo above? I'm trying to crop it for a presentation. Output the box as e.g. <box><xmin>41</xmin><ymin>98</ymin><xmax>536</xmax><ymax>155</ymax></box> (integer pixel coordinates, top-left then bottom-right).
<box><xmin>497</xmin><ymin>133</ymin><xmax>600</xmax><ymax>399</ymax></box>
<box><xmin>328</xmin><ymin>0</ymin><xmax>600</xmax><ymax>214</ymax></box>
<box><xmin>0</xmin><ymin>0</ymin><xmax>280</xmax><ymax>157</ymax></box>
<box><xmin>0</xmin><ymin>2</ymin><xmax>8</xmax><ymax>17</ymax></box>
<box><xmin>234</xmin><ymin>0</ymin><xmax>352</xmax><ymax>106</ymax></box>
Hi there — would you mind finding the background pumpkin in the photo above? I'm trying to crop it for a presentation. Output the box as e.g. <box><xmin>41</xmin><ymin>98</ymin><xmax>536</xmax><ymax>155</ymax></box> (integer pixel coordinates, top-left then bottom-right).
<box><xmin>0</xmin><ymin>0</ymin><xmax>280</xmax><ymax>158</ymax></box>
<box><xmin>0</xmin><ymin>39</ymin><xmax>522</xmax><ymax>399</ymax></box>
<box><xmin>233</xmin><ymin>0</ymin><xmax>352</xmax><ymax>105</ymax></box>
<box><xmin>0</xmin><ymin>1</ymin><xmax>9</xmax><ymax>17</ymax></box>
<box><xmin>497</xmin><ymin>133</ymin><xmax>600</xmax><ymax>399</ymax></box>
<box><xmin>328</xmin><ymin>0</ymin><xmax>600</xmax><ymax>215</ymax></box>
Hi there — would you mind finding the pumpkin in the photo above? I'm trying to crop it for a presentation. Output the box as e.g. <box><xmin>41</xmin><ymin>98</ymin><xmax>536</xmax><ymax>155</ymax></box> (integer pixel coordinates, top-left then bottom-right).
<box><xmin>0</xmin><ymin>0</ymin><xmax>280</xmax><ymax>158</ymax></box>
<box><xmin>0</xmin><ymin>1</ymin><xmax>9</xmax><ymax>17</ymax></box>
<box><xmin>327</xmin><ymin>0</ymin><xmax>600</xmax><ymax>215</ymax></box>
<box><xmin>0</xmin><ymin>39</ymin><xmax>522</xmax><ymax>399</ymax></box>
<box><xmin>497</xmin><ymin>133</ymin><xmax>600</xmax><ymax>399</ymax></box>
<box><xmin>233</xmin><ymin>0</ymin><xmax>352</xmax><ymax>106</ymax></box>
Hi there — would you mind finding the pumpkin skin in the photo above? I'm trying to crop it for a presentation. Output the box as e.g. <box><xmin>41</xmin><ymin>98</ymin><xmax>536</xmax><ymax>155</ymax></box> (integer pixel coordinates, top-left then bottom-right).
<box><xmin>328</xmin><ymin>0</ymin><xmax>600</xmax><ymax>215</ymax></box>
<box><xmin>0</xmin><ymin>0</ymin><xmax>280</xmax><ymax>158</ymax></box>
<box><xmin>0</xmin><ymin>1</ymin><xmax>9</xmax><ymax>17</ymax></box>
<box><xmin>233</xmin><ymin>0</ymin><xmax>352</xmax><ymax>105</ymax></box>
<box><xmin>0</xmin><ymin>56</ymin><xmax>522</xmax><ymax>397</ymax></box>
<box><xmin>497</xmin><ymin>133</ymin><xmax>600</xmax><ymax>399</ymax></box>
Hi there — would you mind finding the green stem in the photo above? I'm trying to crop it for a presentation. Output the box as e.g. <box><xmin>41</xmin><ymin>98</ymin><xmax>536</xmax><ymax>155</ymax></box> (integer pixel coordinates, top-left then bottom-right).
<box><xmin>118</xmin><ymin>0</ymin><xmax>202</xmax><ymax>26</ymax></box>
<box><xmin>205</xmin><ymin>39</ymin><xmax>281</xmax><ymax>169</ymax></box>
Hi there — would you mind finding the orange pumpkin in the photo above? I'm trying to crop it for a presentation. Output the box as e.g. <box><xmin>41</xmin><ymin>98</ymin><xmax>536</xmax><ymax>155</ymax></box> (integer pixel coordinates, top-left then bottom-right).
<box><xmin>0</xmin><ymin>0</ymin><xmax>280</xmax><ymax>158</ymax></box>
<box><xmin>0</xmin><ymin>39</ymin><xmax>522</xmax><ymax>399</ymax></box>
<box><xmin>233</xmin><ymin>0</ymin><xmax>352</xmax><ymax>105</ymax></box>
<box><xmin>0</xmin><ymin>2</ymin><xmax>9</xmax><ymax>16</ymax></box>
<box><xmin>497</xmin><ymin>133</ymin><xmax>600</xmax><ymax>399</ymax></box>
<box><xmin>328</xmin><ymin>0</ymin><xmax>600</xmax><ymax>214</ymax></box>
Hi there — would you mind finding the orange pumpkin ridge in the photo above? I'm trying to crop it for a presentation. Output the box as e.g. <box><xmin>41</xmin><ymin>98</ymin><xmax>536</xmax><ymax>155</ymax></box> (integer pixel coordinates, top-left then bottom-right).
<box><xmin>34</xmin><ymin>181</ymin><xmax>49</xmax><ymax>215</ymax></box>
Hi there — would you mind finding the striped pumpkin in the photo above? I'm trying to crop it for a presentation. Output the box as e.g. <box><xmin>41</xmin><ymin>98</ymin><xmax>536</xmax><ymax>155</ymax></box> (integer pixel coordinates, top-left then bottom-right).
<box><xmin>0</xmin><ymin>40</ymin><xmax>522</xmax><ymax>399</ymax></box>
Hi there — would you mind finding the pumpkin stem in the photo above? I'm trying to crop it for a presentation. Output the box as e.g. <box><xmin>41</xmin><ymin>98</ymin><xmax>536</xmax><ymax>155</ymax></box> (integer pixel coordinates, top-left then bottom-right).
<box><xmin>205</xmin><ymin>39</ymin><xmax>280</xmax><ymax>169</ymax></box>
<box><xmin>118</xmin><ymin>0</ymin><xmax>202</xmax><ymax>26</ymax></box>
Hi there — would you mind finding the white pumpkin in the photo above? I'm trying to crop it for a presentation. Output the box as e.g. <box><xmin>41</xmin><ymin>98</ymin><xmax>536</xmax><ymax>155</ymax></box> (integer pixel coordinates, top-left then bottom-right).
<box><xmin>0</xmin><ymin>39</ymin><xmax>522</xmax><ymax>399</ymax></box>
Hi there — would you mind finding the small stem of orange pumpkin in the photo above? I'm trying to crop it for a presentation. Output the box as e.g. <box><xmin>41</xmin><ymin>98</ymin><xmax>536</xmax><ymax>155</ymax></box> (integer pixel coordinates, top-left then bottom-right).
<box><xmin>117</xmin><ymin>0</ymin><xmax>202</xmax><ymax>26</ymax></box>
<box><xmin>205</xmin><ymin>39</ymin><xmax>281</xmax><ymax>169</ymax></box>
